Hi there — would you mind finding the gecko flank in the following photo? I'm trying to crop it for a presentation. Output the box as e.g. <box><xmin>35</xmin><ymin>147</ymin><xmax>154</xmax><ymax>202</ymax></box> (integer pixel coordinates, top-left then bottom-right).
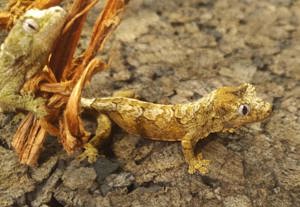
<box><xmin>0</xmin><ymin>6</ymin><xmax>66</xmax><ymax>116</ymax></box>
<box><xmin>81</xmin><ymin>83</ymin><xmax>272</xmax><ymax>174</ymax></box>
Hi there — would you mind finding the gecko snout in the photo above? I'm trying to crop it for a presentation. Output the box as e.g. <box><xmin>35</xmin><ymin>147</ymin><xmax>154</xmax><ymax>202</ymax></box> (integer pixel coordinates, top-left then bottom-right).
<box><xmin>268</xmin><ymin>104</ymin><xmax>273</xmax><ymax>114</ymax></box>
<box><xmin>266</xmin><ymin>102</ymin><xmax>272</xmax><ymax>113</ymax></box>
<box><xmin>261</xmin><ymin>102</ymin><xmax>272</xmax><ymax>119</ymax></box>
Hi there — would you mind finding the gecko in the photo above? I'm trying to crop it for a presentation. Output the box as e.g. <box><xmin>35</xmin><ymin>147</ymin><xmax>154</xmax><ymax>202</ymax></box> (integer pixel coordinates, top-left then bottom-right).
<box><xmin>80</xmin><ymin>83</ymin><xmax>272</xmax><ymax>174</ymax></box>
<box><xmin>0</xmin><ymin>6</ymin><xmax>66</xmax><ymax>116</ymax></box>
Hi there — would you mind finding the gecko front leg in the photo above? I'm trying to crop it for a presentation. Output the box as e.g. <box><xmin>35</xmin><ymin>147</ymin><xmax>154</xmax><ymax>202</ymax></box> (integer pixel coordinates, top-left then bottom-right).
<box><xmin>181</xmin><ymin>131</ymin><xmax>210</xmax><ymax>174</ymax></box>
<box><xmin>0</xmin><ymin>93</ymin><xmax>47</xmax><ymax>117</ymax></box>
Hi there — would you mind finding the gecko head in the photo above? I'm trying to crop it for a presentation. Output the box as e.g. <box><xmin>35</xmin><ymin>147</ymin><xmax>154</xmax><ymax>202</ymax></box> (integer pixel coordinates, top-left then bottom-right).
<box><xmin>213</xmin><ymin>83</ymin><xmax>272</xmax><ymax>129</ymax></box>
<box><xmin>4</xmin><ymin>6</ymin><xmax>67</xmax><ymax>64</ymax></box>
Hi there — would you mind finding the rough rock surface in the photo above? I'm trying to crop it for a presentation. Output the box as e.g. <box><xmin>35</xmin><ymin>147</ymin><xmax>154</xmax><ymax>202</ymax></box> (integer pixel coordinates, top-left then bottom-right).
<box><xmin>0</xmin><ymin>0</ymin><xmax>299</xmax><ymax>206</ymax></box>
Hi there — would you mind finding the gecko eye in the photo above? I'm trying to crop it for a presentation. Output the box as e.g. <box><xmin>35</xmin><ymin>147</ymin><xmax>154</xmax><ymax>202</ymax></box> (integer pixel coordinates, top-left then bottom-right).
<box><xmin>23</xmin><ymin>18</ymin><xmax>39</xmax><ymax>33</ymax></box>
<box><xmin>238</xmin><ymin>104</ymin><xmax>250</xmax><ymax>116</ymax></box>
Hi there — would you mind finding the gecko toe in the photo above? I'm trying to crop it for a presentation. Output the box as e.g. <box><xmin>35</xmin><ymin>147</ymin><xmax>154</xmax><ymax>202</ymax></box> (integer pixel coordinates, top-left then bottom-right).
<box><xmin>188</xmin><ymin>154</ymin><xmax>211</xmax><ymax>174</ymax></box>
<box><xmin>77</xmin><ymin>143</ymin><xmax>99</xmax><ymax>163</ymax></box>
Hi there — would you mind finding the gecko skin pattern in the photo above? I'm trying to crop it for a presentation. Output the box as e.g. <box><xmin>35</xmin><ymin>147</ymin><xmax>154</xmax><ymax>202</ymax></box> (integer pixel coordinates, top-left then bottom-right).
<box><xmin>81</xmin><ymin>83</ymin><xmax>272</xmax><ymax>174</ymax></box>
<box><xmin>0</xmin><ymin>6</ymin><xmax>66</xmax><ymax>116</ymax></box>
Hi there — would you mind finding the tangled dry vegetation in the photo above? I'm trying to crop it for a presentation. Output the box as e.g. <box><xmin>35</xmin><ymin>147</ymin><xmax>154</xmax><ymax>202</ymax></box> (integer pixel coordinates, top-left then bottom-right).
<box><xmin>0</xmin><ymin>0</ymin><xmax>126</xmax><ymax>165</ymax></box>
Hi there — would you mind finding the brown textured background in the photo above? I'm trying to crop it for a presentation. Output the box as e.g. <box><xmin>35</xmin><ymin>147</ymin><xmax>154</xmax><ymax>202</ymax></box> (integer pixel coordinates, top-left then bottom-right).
<box><xmin>0</xmin><ymin>0</ymin><xmax>299</xmax><ymax>206</ymax></box>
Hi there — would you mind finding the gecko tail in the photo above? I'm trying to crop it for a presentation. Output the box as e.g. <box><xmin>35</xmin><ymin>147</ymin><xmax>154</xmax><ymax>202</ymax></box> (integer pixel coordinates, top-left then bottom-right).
<box><xmin>81</xmin><ymin>97</ymin><xmax>118</xmax><ymax>112</ymax></box>
<box><xmin>80</xmin><ymin>97</ymin><xmax>95</xmax><ymax>108</ymax></box>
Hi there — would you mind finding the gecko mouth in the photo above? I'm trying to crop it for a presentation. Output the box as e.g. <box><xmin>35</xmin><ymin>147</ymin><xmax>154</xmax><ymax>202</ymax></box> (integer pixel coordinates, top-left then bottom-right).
<box><xmin>222</xmin><ymin>121</ymin><xmax>236</xmax><ymax>129</ymax></box>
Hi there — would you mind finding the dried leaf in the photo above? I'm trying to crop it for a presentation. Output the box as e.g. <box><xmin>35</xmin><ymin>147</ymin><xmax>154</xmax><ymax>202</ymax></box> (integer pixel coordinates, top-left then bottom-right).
<box><xmin>12</xmin><ymin>114</ymin><xmax>35</xmax><ymax>154</ymax></box>
<box><xmin>60</xmin><ymin>0</ymin><xmax>125</xmax><ymax>153</ymax></box>
<box><xmin>84</xmin><ymin>0</ymin><xmax>125</xmax><ymax>62</ymax></box>
<box><xmin>12</xmin><ymin>114</ymin><xmax>47</xmax><ymax>165</ymax></box>
<box><xmin>20</xmin><ymin>121</ymin><xmax>47</xmax><ymax>165</ymax></box>
<box><xmin>30</xmin><ymin>0</ymin><xmax>63</xmax><ymax>9</ymax></box>
<box><xmin>50</xmin><ymin>0</ymin><xmax>97</xmax><ymax>80</ymax></box>
<box><xmin>70</xmin><ymin>0</ymin><xmax>125</xmax><ymax>81</ymax></box>
<box><xmin>0</xmin><ymin>12</ymin><xmax>10</xmax><ymax>28</ymax></box>
<box><xmin>61</xmin><ymin>58</ymin><xmax>106</xmax><ymax>153</ymax></box>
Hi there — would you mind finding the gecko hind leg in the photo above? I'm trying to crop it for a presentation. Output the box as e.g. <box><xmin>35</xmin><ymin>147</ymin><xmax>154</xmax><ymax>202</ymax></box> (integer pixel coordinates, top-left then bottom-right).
<box><xmin>78</xmin><ymin>89</ymin><xmax>135</xmax><ymax>163</ymax></box>
<box><xmin>181</xmin><ymin>133</ymin><xmax>210</xmax><ymax>174</ymax></box>
<box><xmin>78</xmin><ymin>114</ymin><xmax>111</xmax><ymax>163</ymax></box>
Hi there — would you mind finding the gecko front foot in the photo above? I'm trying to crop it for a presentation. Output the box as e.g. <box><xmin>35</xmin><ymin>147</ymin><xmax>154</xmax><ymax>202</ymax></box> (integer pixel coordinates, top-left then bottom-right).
<box><xmin>188</xmin><ymin>153</ymin><xmax>210</xmax><ymax>174</ymax></box>
<box><xmin>77</xmin><ymin>143</ymin><xmax>99</xmax><ymax>163</ymax></box>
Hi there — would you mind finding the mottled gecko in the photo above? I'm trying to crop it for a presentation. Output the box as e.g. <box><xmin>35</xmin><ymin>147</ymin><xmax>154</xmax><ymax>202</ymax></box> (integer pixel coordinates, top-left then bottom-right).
<box><xmin>80</xmin><ymin>83</ymin><xmax>272</xmax><ymax>174</ymax></box>
<box><xmin>0</xmin><ymin>6</ymin><xmax>66</xmax><ymax>116</ymax></box>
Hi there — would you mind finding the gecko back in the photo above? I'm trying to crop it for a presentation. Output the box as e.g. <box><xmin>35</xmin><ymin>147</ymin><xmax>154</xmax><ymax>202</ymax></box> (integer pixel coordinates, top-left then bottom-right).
<box><xmin>90</xmin><ymin>97</ymin><xmax>188</xmax><ymax>140</ymax></box>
